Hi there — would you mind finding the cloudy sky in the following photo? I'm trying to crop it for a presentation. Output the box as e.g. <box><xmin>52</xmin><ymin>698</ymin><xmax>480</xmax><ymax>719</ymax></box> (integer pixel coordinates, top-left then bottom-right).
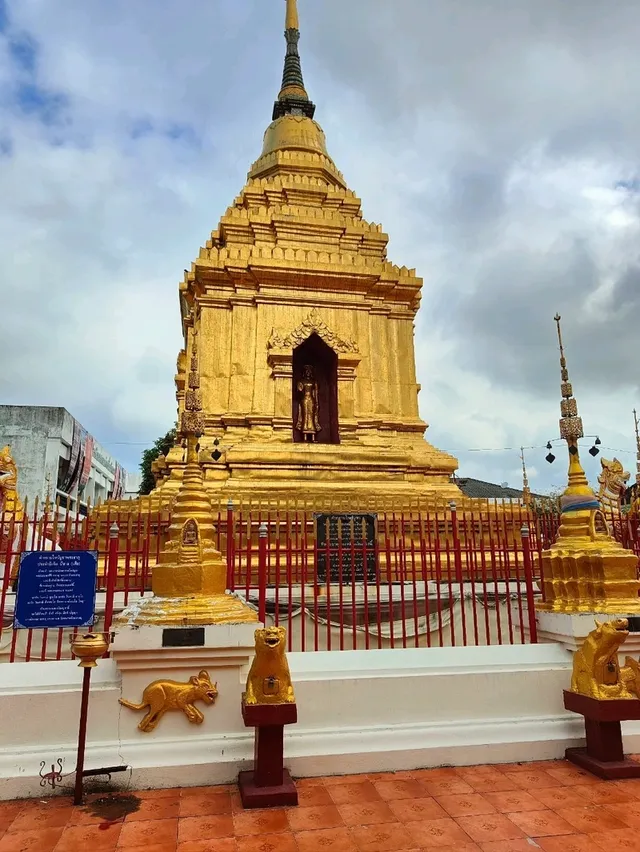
<box><xmin>1</xmin><ymin>0</ymin><xmax>639</xmax><ymax>495</ymax></box>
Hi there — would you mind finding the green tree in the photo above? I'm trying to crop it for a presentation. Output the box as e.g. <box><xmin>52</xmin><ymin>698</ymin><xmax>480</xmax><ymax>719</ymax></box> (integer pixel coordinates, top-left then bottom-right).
<box><xmin>139</xmin><ymin>427</ymin><xmax>177</xmax><ymax>495</ymax></box>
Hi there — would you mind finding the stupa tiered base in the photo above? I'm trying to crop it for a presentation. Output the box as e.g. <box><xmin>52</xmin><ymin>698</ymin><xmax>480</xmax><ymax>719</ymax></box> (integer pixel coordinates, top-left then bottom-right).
<box><xmin>115</xmin><ymin>593</ymin><xmax>258</xmax><ymax>627</ymax></box>
<box><xmin>238</xmin><ymin>701</ymin><xmax>298</xmax><ymax>809</ymax></box>
<box><xmin>564</xmin><ymin>690</ymin><xmax>640</xmax><ymax>779</ymax></box>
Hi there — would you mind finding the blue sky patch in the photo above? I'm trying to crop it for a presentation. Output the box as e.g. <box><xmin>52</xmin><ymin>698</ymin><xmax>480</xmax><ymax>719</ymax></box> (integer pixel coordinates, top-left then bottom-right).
<box><xmin>165</xmin><ymin>122</ymin><xmax>199</xmax><ymax>147</ymax></box>
<box><xmin>616</xmin><ymin>178</ymin><xmax>640</xmax><ymax>193</ymax></box>
<box><xmin>130</xmin><ymin>118</ymin><xmax>155</xmax><ymax>139</ymax></box>
<box><xmin>15</xmin><ymin>82</ymin><xmax>68</xmax><ymax>124</ymax></box>
<box><xmin>9</xmin><ymin>32</ymin><xmax>37</xmax><ymax>73</ymax></box>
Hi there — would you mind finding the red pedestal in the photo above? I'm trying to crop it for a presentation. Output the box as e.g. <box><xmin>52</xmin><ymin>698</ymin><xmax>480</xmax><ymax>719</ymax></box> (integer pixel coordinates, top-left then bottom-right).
<box><xmin>238</xmin><ymin>702</ymin><xmax>298</xmax><ymax>809</ymax></box>
<box><xmin>563</xmin><ymin>690</ymin><xmax>640</xmax><ymax>779</ymax></box>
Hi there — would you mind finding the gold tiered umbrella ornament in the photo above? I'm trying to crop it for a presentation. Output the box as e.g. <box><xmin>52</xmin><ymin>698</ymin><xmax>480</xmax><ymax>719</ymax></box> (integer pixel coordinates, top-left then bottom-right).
<box><xmin>537</xmin><ymin>315</ymin><xmax>640</xmax><ymax>614</ymax></box>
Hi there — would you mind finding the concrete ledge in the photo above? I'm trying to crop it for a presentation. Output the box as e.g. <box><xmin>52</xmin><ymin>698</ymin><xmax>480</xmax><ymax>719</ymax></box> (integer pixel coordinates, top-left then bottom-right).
<box><xmin>0</xmin><ymin>643</ymin><xmax>627</xmax><ymax>800</ymax></box>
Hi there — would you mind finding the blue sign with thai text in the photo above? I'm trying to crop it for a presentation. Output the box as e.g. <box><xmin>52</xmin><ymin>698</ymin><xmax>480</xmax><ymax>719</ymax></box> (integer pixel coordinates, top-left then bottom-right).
<box><xmin>14</xmin><ymin>551</ymin><xmax>98</xmax><ymax>630</ymax></box>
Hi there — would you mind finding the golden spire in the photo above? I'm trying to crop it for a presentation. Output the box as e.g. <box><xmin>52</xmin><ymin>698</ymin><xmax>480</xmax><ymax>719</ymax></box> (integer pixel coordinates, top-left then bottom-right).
<box><xmin>520</xmin><ymin>447</ymin><xmax>531</xmax><ymax>508</ymax></box>
<box><xmin>634</xmin><ymin>408</ymin><xmax>640</xmax><ymax>492</ymax></box>
<box><xmin>285</xmin><ymin>0</ymin><xmax>299</xmax><ymax>30</ymax></box>
<box><xmin>554</xmin><ymin>313</ymin><xmax>597</xmax><ymax>505</ymax></box>
<box><xmin>181</xmin><ymin>325</ymin><xmax>204</xmax><ymax>443</ymax></box>
<box><xmin>273</xmin><ymin>0</ymin><xmax>315</xmax><ymax>117</ymax></box>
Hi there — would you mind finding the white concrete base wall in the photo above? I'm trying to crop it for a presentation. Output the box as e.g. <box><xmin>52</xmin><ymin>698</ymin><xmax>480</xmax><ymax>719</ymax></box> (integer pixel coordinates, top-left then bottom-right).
<box><xmin>2</xmin><ymin>643</ymin><xmax>639</xmax><ymax>801</ymax></box>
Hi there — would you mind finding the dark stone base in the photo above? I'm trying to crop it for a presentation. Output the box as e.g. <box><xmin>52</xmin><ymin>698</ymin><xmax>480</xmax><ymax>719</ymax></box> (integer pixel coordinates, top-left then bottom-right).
<box><xmin>566</xmin><ymin>747</ymin><xmax>640</xmax><ymax>780</ymax></box>
<box><xmin>238</xmin><ymin>768</ymin><xmax>298</xmax><ymax>809</ymax></box>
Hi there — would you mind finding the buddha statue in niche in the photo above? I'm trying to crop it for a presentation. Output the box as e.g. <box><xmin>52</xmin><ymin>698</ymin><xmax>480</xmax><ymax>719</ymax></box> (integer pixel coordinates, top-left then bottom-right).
<box><xmin>296</xmin><ymin>365</ymin><xmax>321</xmax><ymax>442</ymax></box>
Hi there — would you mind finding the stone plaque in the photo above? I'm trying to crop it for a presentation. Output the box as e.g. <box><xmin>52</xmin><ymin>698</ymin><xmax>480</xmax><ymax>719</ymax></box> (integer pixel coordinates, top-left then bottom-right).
<box><xmin>162</xmin><ymin>627</ymin><xmax>206</xmax><ymax>648</ymax></box>
<box><xmin>315</xmin><ymin>513</ymin><xmax>378</xmax><ymax>583</ymax></box>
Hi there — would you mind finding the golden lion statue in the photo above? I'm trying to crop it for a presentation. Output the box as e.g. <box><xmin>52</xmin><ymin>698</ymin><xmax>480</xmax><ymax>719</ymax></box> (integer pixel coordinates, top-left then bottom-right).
<box><xmin>244</xmin><ymin>626</ymin><xmax>295</xmax><ymax>706</ymax></box>
<box><xmin>119</xmin><ymin>670</ymin><xmax>218</xmax><ymax>732</ymax></box>
<box><xmin>571</xmin><ymin>618</ymin><xmax>640</xmax><ymax>700</ymax></box>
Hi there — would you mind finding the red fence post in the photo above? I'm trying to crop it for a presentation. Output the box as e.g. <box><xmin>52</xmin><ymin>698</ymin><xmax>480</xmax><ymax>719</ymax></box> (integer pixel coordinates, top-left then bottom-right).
<box><xmin>226</xmin><ymin>499</ymin><xmax>235</xmax><ymax>592</ymax></box>
<box><xmin>521</xmin><ymin>524</ymin><xmax>538</xmax><ymax>644</ymax></box>
<box><xmin>449</xmin><ymin>500</ymin><xmax>463</xmax><ymax>585</ymax></box>
<box><xmin>103</xmin><ymin>522</ymin><xmax>119</xmax><ymax>635</ymax></box>
<box><xmin>258</xmin><ymin>522</ymin><xmax>268</xmax><ymax>625</ymax></box>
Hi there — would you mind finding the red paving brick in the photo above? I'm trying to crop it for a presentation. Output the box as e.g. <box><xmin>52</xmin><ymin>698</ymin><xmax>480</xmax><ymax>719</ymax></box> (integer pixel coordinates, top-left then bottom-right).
<box><xmin>3</xmin><ymin>759</ymin><xmax>640</xmax><ymax>851</ymax></box>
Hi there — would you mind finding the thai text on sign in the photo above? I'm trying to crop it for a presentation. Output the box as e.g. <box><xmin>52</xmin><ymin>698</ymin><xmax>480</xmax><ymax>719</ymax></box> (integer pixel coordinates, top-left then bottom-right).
<box><xmin>14</xmin><ymin>551</ymin><xmax>98</xmax><ymax>630</ymax></box>
<box><xmin>315</xmin><ymin>513</ymin><xmax>378</xmax><ymax>583</ymax></box>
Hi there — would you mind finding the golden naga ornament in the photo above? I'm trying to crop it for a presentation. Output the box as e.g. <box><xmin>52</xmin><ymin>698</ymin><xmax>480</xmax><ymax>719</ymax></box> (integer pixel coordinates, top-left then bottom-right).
<box><xmin>597</xmin><ymin>458</ymin><xmax>630</xmax><ymax>514</ymax></box>
<box><xmin>570</xmin><ymin>619</ymin><xmax>640</xmax><ymax>700</ymax></box>
<box><xmin>119</xmin><ymin>670</ymin><xmax>218</xmax><ymax>733</ymax></box>
<box><xmin>0</xmin><ymin>445</ymin><xmax>23</xmax><ymax>518</ymax></box>
<box><xmin>244</xmin><ymin>626</ymin><xmax>295</xmax><ymax>706</ymax></box>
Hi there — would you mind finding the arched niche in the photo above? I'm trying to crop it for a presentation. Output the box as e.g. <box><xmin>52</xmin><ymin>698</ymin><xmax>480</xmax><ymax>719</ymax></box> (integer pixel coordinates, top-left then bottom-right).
<box><xmin>267</xmin><ymin>310</ymin><xmax>361</xmax><ymax>434</ymax></box>
<box><xmin>292</xmin><ymin>334</ymin><xmax>339</xmax><ymax>444</ymax></box>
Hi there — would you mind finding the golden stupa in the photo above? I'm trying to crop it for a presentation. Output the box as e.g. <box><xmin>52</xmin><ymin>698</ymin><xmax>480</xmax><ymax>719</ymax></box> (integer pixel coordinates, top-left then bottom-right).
<box><xmin>145</xmin><ymin>0</ymin><xmax>459</xmax><ymax>509</ymax></box>
<box><xmin>537</xmin><ymin>316</ymin><xmax>640</xmax><ymax>614</ymax></box>
<box><xmin>116</xmin><ymin>326</ymin><xmax>257</xmax><ymax>625</ymax></box>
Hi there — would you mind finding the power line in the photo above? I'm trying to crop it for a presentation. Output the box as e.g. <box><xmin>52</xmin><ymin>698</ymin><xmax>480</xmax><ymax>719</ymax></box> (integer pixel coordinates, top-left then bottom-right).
<box><xmin>100</xmin><ymin>439</ymin><xmax>636</xmax><ymax>455</ymax></box>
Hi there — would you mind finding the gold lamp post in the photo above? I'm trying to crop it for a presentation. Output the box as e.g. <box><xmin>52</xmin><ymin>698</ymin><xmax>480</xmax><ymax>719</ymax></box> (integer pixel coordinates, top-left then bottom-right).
<box><xmin>70</xmin><ymin>631</ymin><xmax>111</xmax><ymax>805</ymax></box>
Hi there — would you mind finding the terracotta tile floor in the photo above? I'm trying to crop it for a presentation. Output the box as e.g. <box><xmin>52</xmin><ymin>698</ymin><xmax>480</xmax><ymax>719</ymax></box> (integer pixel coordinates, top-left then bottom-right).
<box><xmin>3</xmin><ymin>759</ymin><xmax>640</xmax><ymax>851</ymax></box>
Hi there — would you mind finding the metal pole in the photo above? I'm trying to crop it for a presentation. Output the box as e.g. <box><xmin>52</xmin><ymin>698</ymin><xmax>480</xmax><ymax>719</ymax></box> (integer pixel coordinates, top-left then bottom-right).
<box><xmin>258</xmin><ymin>522</ymin><xmax>268</xmax><ymax>624</ymax></box>
<box><xmin>521</xmin><ymin>524</ymin><xmax>538</xmax><ymax>643</ymax></box>
<box><xmin>226</xmin><ymin>499</ymin><xmax>234</xmax><ymax>593</ymax></box>
<box><xmin>73</xmin><ymin>667</ymin><xmax>92</xmax><ymax>806</ymax></box>
<box><xmin>102</xmin><ymin>522</ymin><xmax>119</xmax><ymax>636</ymax></box>
<box><xmin>449</xmin><ymin>501</ymin><xmax>463</xmax><ymax>585</ymax></box>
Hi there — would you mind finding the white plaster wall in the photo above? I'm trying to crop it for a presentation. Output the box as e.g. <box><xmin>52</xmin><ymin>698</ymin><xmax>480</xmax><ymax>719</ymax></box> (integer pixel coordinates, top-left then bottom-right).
<box><xmin>2</xmin><ymin>643</ymin><xmax>631</xmax><ymax>801</ymax></box>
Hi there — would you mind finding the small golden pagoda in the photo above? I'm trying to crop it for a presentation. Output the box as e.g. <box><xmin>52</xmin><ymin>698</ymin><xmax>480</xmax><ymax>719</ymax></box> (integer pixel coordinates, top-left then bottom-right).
<box><xmin>117</xmin><ymin>324</ymin><xmax>257</xmax><ymax>626</ymax></box>
<box><xmin>537</xmin><ymin>316</ymin><xmax>640</xmax><ymax>614</ymax></box>
<box><xmin>149</xmin><ymin>0</ymin><xmax>459</xmax><ymax>507</ymax></box>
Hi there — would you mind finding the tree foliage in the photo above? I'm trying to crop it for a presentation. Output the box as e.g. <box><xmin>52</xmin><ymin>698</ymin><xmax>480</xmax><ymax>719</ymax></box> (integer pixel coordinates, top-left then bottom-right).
<box><xmin>139</xmin><ymin>427</ymin><xmax>177</xmax><ymax>495</ymax></box>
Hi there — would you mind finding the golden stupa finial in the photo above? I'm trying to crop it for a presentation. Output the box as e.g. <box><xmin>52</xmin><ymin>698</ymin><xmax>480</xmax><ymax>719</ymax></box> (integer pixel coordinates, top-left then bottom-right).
<box><xmin>520</xmin><ymin>447</ymin><xmax>531</xmax><ymax>508</ymax></box>
<box><xmin>554</xmin><ymin>313</ymin><xmax>595</xmax><ymax>504</ymax></box>
<box><xmin>634</xmin><ymin>408</ymin><xmax>640</xmax><ymax>490</ymax></box>
<box><xmin>631</xmin><ymin>408</ymin><xmax>640</xmax><ymax>514</ymax></box>
<box><xmin>273</xmin><ymin>0</ymin><xmax>315</xmax><ymax>116</ymax></box>
<box><xmin>285</xmin><ymin>0</ymin><xmax>299</xmax><ymax>31</ymax></box>
<box><xmin>181</xmin><ymin>324</ymin><xmax>204</xmax><ymax>444</ymax></box>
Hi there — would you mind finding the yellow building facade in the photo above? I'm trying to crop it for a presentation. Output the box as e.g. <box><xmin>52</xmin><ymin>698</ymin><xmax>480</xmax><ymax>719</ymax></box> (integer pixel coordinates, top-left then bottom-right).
<box><xmin>154</xmin><ymin>0</ymin><xmax>459</xmax><ymax>507</ymax></box>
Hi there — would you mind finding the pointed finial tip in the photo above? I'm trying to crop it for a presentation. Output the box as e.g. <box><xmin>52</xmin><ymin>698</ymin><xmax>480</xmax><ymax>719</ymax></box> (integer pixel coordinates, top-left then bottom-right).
<box><xmin>285</xmin><ymin>0</ymin><xmax>299</xmax><ymax>31</ymax></box>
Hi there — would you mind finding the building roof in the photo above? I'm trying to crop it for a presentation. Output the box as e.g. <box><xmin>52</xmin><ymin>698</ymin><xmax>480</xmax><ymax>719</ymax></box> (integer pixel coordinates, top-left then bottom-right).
<box><xmin>455</xmin><ymin>477</ymin><xmax>543</xmax><ymax>500</ymax></box>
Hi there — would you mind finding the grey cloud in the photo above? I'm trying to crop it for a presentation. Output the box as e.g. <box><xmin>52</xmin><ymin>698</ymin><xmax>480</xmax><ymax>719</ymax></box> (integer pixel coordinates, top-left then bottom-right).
<box><xmin>2</xmin><ymin>0</ymin><xmax>640</xmax><ymax>488</ymax></box>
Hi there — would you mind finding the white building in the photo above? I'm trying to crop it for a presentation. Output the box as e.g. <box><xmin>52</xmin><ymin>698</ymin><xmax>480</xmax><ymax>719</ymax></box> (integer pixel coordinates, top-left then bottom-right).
<box><xmin>0</xmin><ymin>406</ymin><xmax>133</xmax><ymax>514</ymax></box>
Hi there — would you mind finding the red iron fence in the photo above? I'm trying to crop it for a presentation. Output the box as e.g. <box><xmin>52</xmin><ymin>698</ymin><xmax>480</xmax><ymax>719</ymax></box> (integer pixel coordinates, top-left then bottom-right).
<box><xmin>2</xmin><ymin>498</ymin><xmax>639</xmax><ymax>662</ymax></box>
